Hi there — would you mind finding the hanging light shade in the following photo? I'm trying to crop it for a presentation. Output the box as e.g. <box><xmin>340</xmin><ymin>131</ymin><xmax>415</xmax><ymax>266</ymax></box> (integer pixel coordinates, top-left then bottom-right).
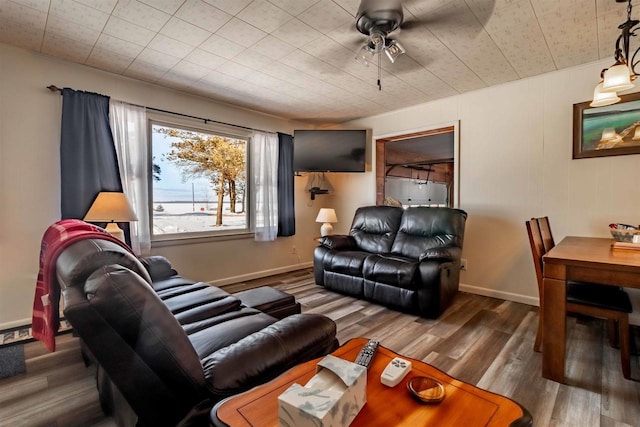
<box><xmin>384</xmin><ymin>40</ymin><xmax>406</xmax><ymax>63</ymax></box>
<box><xmin>590</xmin><ymin>82</ymin><xmax>621</xmax><ymax>107</ymax></box>
<box><xmin>591</xmin><ymin>0</ymin><xmax>640</xmax><ymax>106</ymax></box>
<box><xmin>602</xmin><ymin>63</ymin><xmax>635</xmax><ymax>92</ymax></box>
<box><xmin>355</xmin><ymin>44</ymin><xmax>375</xmax><ymax>66</ymax></box>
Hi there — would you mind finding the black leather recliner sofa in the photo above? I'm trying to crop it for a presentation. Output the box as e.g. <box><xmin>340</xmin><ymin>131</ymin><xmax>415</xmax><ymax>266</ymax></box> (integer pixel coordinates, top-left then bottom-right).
<box><xmin>56</xmin><ymin>238</ymin><xmax>338</xmax><ymax>426</ymax></box>
<box><xmin>314</xmin><ymin>206</ymin><xmax>467</xmax><ymax>318</ymax></box>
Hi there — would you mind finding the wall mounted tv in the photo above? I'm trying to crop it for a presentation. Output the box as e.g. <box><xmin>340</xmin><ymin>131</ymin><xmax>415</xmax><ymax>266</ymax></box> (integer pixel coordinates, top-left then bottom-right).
<box><xmin>293</xmin><ymin>130</ymin><xmax>367</xmax><ymax>173</ymax></box>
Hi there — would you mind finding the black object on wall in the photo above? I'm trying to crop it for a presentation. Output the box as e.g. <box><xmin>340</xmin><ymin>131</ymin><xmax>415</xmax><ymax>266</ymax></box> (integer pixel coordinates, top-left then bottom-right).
<box><xmin>277</xmin><ymin>133</ymin><xmax>295</xmax><ymax>236</ymax></box>
<box><xmin>293</xmin><ymin>130</ymin><xmax>366</xmax><ymax>172</ymax></box>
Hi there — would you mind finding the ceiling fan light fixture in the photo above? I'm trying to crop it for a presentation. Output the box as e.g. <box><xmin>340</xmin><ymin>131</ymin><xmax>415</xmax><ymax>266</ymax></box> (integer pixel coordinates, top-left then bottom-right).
<box><xmin>353</xmin><ymin>0</ymin><xmax>409</xmax><ymax>89</ymax></box>
<box><xmin>369</xmin><ymin>28</ymin><xmax>385</xmax><ymax>53</ymax></box>
<box><xmin>355</xmin><ymin>44</ymin><xmax>375</xmax><ymax>66</ymax></box>
<box><xmin>384</xmin><ymin>39</ymin><xmax>405</xmax><ymax>63</ymax></box>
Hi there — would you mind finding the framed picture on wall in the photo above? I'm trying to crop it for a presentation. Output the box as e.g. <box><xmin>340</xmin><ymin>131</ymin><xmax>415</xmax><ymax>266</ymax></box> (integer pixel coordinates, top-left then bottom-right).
<box><xmin>573</xmin><ymin>92</ymin><xmax>640</xmax><ymax>159</ymax></box>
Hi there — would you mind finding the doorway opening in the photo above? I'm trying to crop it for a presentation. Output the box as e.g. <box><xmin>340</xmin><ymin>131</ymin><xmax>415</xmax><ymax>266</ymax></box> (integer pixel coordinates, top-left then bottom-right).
<box><xmin>375</xmin><ymin>123</ymin><xmax>459</xmax><ymax>208</ymax></box>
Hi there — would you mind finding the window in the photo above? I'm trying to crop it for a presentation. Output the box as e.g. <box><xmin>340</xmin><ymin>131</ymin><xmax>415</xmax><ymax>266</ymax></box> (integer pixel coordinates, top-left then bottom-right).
<box><xmin>150</xmin><ymin>121</ymin><xmax>249</xmax><ymax>240</ymax></box>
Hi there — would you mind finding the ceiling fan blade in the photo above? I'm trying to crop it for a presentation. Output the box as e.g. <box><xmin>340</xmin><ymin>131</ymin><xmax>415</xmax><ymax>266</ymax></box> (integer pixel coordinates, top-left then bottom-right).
<box><xmin>403</xmin><ymin>0</ymin><xmax>496</xmax><ymax>29</ymax></box>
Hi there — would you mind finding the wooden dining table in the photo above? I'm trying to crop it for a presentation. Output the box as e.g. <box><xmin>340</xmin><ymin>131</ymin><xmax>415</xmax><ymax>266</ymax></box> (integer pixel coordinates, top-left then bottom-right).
<box><xmin>542</xmin><ymin>236</ymin><xmax>640</xmax><ymax>383</ymax></box>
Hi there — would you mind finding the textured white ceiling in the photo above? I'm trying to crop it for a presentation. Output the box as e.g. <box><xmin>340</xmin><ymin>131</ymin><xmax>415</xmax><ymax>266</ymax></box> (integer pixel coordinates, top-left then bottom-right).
<box><xmin>0</xmin><ymin>0</ymin><xmax>635</xmax><ymax>124</ymax></box>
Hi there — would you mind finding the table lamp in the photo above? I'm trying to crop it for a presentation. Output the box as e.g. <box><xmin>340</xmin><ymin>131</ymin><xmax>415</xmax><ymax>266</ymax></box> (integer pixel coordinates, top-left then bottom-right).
<box><xmin>84</xmin><ymin>191</ymin><xmax>138</xmax><ymax>242</ymax></box>
<box><xmin>316</xmin><ymin>208</ymin><xmax>338</xmax><ymax>237</ymax></box>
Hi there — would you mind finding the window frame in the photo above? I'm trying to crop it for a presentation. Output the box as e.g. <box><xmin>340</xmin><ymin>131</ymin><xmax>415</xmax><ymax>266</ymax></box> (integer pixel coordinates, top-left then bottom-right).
<box><xmin>147</xmin><ymin>112</ymin><xmax>253</xmax><ymax>244</ymax></box>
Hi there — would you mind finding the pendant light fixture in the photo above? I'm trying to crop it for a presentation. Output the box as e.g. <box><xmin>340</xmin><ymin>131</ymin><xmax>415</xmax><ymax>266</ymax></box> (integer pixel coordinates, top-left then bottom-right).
<box><xmin>591</xmin><ymin>0</ymin><xmax>640</xmax><ymax>107</ymax></box>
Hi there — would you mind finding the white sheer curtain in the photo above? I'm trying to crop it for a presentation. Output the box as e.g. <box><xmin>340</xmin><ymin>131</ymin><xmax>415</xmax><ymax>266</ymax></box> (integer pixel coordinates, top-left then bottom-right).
<box><xmin>252</xmin><ymin>131</ymin><xmax>279</xmax><ymax>241</ymax></box>
<box><xmin>109</xmin><ymin>101</ymin><xmax>150</xmax><ymax>255</ymax></box>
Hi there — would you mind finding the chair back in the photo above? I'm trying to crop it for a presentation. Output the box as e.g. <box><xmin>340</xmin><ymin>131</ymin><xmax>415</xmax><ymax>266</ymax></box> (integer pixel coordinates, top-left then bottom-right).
<box><xmin>538</xmin><ymin>216</ymin><xmax>555</xmax><ymax>253</ymax></box>
<box><xmin>525</xmin><ymin>218</ymin><xmax>546</xmax><ymax>296</ymax></box>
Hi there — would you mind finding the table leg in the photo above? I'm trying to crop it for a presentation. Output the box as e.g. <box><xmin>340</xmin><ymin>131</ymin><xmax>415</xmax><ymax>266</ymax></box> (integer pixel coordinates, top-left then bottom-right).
<box><xmin>542</xmin><ymin>277</ymin><xmax>566</xmax><ymax>383</ymax></box>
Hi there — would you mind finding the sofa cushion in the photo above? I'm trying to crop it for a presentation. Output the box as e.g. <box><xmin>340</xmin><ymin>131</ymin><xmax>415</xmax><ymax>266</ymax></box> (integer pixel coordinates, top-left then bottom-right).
<box><xmin>155</xmin><ymin>282</ymin><xmax>209</xmax><ymax>298</ymax></box>
<box><xmin>322</xmin><ymin>250</ymin><xmax>369</xmax><ymax>276</ymax></box>
<box><xmin>419</xmin><ymin>246</ymin><xmax>462</xmax><ymax>262</ymax></box>
<box><xmin>362</xmin><ymin>254</ymin><xmax>420</xmax><ymax>289</ymax></box>
<box><xmin>318</xmin><ymin>234</ymin><xmax>358</xmax><ymax>250</ymax></box>
<box><xmin>201</xmin><ymin>314</ymin><xmax>337</xmax><ymax>396</ymax></box>
<box><xmin>151</xmin><ymin>275</ymin><xmax>198</xmax><ymax>293</ymax></box>
<box><xmin>174</xmin><ymin>296</ymin><xmax>242</xmax><ymax>324</ymax></box>
<box><xmin>391</xmin><ymin>207</ymin><xmax>467</xmax><ymax>259</ymax></box>
<box><xmin>188</xmin><ymin>310</ymin><xmax>276</xmax><ymax>359</ymax></box>
<box><xmin>351</xmin><ymin>206</ymin><xmax>403</xmax><ymax>254</ymax></box>
<box><xmin>162</xmin><ymin>286</ymin><xmax>241</xmax><ymax>317</ymax></box>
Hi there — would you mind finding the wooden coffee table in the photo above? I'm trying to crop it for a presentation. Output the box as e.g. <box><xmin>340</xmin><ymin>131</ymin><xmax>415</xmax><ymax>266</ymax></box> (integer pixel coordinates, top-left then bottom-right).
<box><xmin>213</xmin><ymin>337</ymin><xmax>532</xmax><ymax>427</ymax></box>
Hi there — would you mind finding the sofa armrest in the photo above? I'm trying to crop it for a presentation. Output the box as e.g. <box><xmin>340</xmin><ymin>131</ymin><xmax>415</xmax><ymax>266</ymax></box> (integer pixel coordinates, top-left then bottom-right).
<box><xmin>318</xmin><ymin>235</ymin><xmax>358</xmax><ymax>250</ymax></box>
<box><xmin>139</xmin><ymin>255</ymin><xmax>178</xmax><ymax>281</ymax></box>
<box><xmin>416</xmin><ymin>258</ymin><xmax>461</xmax><ymax>317</ymax></box>
<box><xmin>201</xmin><ymin>313</ymin><xmax>337</xmax><ymax>397</ymax></box>
<box><xmin>418</xmin><ymin>246</ymin><xmax>461</xmax><ymax>262</ymax></box>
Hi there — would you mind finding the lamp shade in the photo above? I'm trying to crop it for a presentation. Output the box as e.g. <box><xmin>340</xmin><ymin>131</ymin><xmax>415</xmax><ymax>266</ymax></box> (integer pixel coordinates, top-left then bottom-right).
<box><xmin>602</xmin><ymin>63</ymin><xmax>635</xmax><ymax>92</ymax></box>
<box><xmin>84</xmin><ymin>192</ymin><xmax>138</xmax><ymax>222</ymax></box>
<box><xmin>590</xmin><ymin>82</ymin><xmax>621</xmax><ymax>107</ymax></box>
<box><xmin>316</xmin><ymin>208</ymin><xmax>338</xmax><ymax>224</ymax></box>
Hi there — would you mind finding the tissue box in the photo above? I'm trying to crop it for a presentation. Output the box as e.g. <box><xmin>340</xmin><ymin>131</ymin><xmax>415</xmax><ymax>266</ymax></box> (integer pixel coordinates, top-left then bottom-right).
<box><xmin>278</xmin><ymin>355</ymin><xmax>367</xmax><ymax>427</ymax></box>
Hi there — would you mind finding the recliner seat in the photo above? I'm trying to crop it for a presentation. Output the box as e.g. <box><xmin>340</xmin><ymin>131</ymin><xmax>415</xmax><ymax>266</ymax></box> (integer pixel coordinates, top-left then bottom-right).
<box><xmin>56</xmin><ymin>238</ymin><xmax>338</xmax><ymax>426</ymax></box>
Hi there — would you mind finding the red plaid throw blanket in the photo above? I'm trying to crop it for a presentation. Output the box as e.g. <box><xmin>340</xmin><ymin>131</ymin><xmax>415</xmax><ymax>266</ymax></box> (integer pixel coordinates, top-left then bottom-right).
<box><xmin>32</xmin><ymin>219</ymin><xmax>133</xmax><ymax>351</ymax></box>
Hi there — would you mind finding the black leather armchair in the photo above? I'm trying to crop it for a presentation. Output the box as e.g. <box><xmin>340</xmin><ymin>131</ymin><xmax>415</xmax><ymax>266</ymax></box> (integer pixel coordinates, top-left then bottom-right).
<box><xmin>314</xmin><ymin>206</ymin><xmax>467</xmax><ymax>318</ymax></box>
<box><xmin>57</xmin><ymin>238</ymin><xmax>338</xmax><ymax>426</ymax></box>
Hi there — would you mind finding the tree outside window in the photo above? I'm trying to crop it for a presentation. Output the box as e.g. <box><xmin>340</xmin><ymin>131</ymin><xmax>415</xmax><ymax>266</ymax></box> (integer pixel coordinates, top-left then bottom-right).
<box><xmin>151</xmin><ymin>123</ymin><xmax>248</xmax><ymax>237</ymax></box>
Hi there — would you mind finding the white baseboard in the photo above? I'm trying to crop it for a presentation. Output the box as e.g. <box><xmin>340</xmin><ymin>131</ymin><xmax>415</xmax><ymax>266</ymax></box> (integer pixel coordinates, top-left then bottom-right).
<box><xmin>208</xmin><ymin>262</ymin><xmax>313</xmax><ymax>288</ymax></box>
<box><xmin>0</xmin><ymin>318</ymin><xmax>32</xmax><ymax>331</ymax></box>
<box><xmin>459</xmin><ymin>283</ymin><xmax>539</xmax><ymax>307</ymax></box>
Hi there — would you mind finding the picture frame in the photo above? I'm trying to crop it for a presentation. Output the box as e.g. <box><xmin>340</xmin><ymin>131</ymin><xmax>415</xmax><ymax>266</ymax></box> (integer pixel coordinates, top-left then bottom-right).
<box><xmin>573</xmin><ymin>91</ymin><xmax>640</xmax><ymax>159</ymax></box>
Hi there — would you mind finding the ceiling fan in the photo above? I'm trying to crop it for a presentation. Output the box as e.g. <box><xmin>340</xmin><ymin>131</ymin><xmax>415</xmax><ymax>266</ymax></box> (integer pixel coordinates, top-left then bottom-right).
<box><xmin>350</xmin><ymin>0</ymin><xmax>496</xmax><ymax>91</ymax></box>
<box><xmin>352</xmin><ymin>0</ymin><xmax>413</xmax><ymax>90</ymax></box>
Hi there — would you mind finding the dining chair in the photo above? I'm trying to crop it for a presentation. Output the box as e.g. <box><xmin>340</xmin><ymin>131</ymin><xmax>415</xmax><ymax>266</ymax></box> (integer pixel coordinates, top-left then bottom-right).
<box><xmin>526</xmin><ymin>217</ymin><xmax>632</xmax><ymax>379</ymax></box>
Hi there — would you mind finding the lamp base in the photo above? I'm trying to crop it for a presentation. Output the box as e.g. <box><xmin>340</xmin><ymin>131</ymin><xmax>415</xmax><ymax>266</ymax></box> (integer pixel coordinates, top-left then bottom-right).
<box><xmin>320</xmin><ymin>223</ymin><xmax>334</xmax><ymax>237</ymax></box>
<box><xmin>104</xmin><ymin>222</ymin><xmax>125</xmax><ymax>242</ymax></box>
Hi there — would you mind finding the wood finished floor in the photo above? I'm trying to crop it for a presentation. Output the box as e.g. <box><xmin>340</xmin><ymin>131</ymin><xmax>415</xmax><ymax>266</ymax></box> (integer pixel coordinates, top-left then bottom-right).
<box><xmin>1</xmin><ymin>268</ymin><xmax>639</xmax><ymax>427</ymax></box>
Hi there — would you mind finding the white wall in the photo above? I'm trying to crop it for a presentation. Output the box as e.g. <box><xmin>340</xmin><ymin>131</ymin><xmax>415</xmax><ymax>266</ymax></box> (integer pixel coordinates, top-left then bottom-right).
<box><xmin>0</xmin><ymin>43</ymin><xmax>323</xmax><ymax>329</ymax></box>
<box><xmin>339</xmin><ymin>58</ymin><xmax>640</xmax><ymax>321</ymax></box>
<box><xmin>3</xmin><ymin>42</ymin><xmax>639</xmax><ymax>328</ymax></box>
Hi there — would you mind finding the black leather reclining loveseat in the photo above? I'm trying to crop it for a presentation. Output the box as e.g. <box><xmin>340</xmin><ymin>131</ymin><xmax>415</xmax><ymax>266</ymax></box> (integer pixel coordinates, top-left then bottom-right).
<box><xmin>56</xmin><ymin>238</ymin><xmax>338</xmax><ymax>426</ymax></box>
<box><xmin>314</xmin><ymin>206</ymin><xmax>467</xmax><ymax>318</ymax></box>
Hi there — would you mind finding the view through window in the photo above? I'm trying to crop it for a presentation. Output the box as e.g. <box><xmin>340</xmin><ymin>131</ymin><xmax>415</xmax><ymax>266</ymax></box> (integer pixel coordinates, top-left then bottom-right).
<box><xmin>151</xmin><ymin>122</ymin><xmax>248</xmax><ymax>237</ymax></box>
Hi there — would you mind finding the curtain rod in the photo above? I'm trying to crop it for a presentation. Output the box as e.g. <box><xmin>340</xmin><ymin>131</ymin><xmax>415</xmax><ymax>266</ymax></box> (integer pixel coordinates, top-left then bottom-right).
<box><xmin>46</xmin><ymin>85</ymin><xmax>271</xmax><ymax>134</ymax></box>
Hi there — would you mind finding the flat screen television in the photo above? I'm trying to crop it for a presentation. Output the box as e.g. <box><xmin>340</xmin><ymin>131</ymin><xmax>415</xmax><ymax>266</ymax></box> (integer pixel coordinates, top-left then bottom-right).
<box><xmin>293</xmin><ymin>130</ymin><xmax>366</xmax><ymax>172</ymax></box>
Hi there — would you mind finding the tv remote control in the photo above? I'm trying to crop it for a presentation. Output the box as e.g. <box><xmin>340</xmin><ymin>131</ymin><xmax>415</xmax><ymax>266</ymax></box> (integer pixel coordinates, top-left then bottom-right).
<box><xmin>380</xmin><ymin>357</ymin><xmax>412</xmax><ymax>387</ymax></box>
<box><xmin>355</xmin><ymin>339</ymin><xmax>379</xmax><ymax>369</ymax></box>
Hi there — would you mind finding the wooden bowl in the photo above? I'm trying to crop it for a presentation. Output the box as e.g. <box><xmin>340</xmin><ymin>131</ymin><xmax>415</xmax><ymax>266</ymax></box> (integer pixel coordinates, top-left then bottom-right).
<box><xmin>407</xmin><ymin>376</ymin><xmax>445</xmax><ymax>404</ymax></box>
